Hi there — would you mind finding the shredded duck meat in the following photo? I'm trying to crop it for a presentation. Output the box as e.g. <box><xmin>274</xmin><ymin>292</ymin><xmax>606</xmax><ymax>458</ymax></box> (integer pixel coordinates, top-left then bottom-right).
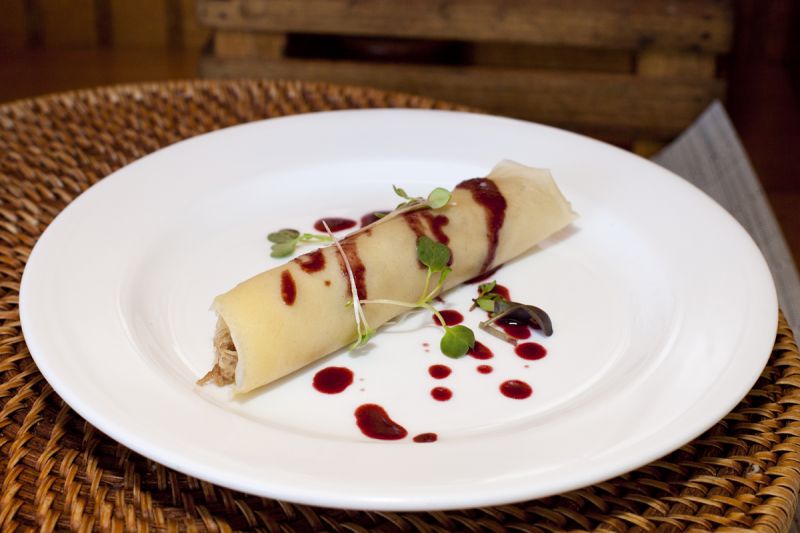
<box><xmin>197</xmin><ymin>318</ymin><xmax>238</xmax><ymax>386</ymax></box>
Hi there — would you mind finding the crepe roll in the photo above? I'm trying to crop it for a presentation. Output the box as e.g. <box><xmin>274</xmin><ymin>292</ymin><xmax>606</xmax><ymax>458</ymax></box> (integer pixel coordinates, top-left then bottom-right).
<box><xmin>201</xmin><ymin>160</ymin><xmax>576</xmax><ymax>393</ymax></box>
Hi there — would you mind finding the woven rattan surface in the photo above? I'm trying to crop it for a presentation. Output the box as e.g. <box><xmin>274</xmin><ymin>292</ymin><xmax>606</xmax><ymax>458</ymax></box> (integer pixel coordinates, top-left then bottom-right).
<box><xmin>0</xmin><ymin>80</ymin><xmax>798</xmax><ymax>532</ymax></box>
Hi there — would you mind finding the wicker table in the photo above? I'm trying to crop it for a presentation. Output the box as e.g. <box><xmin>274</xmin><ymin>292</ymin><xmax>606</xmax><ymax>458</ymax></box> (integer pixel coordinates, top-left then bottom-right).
<box><xmin>0</xmin><ymin>80</ymin><xmax>798</xmax><ymax>532</ymax></box>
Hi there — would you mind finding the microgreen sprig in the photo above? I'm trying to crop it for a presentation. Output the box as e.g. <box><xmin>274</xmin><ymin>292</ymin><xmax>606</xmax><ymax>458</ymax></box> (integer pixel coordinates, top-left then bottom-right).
<box><xmin>472</xmin><ymin>280</ymin><xmax>505</xmax><ymax>312</ymax></box>
<box><xmin>267</xmin><ymin>229</ymin><xmax>332</xmax><ymax>258</ymax></box>
<box><xmin>393</xmin><ymin>185</ymin><xmax>452</xmax><ymax>210</ymax></box>
<box><xmin>320</xmin><ymin>221</ymin><xmax>375</xmax><ymax>348</ymax></box>
<box><xmin>360</xmin><ymin>236</ymin><xmax>476</xmax><ymax>358</ymax></box>
<box><xmin>471</xmin><ymin>281</ymin><xmax>554</xmax><ymax>345</ymax></box>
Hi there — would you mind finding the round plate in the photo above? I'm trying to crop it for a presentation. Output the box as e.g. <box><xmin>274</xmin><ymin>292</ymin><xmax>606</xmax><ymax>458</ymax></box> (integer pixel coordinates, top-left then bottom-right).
<box><xmin>19</xmin><ymin>110</ymin><xmax>777</xmax><ymax>511</ymax></box>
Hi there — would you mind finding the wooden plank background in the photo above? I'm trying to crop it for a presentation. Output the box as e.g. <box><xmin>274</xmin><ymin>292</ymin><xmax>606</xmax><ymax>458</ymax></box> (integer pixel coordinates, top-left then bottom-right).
<box><xmin>196</xmin><ymin>0</ymin><xmax>733</xmax><ymax>52</ymax></box>
<box><xmin>196</xmin><ymin>0</ymin><xmax>731</xmax><ymax>147</ymax></box>
<box><xmin>203</xmin><ymin>56</ymin><xmax>724</xmax><ymax>139</ymax></box>
<box><xmin>0</xmin><ymin>0</ymin><xmax>210</xmax><ymax>51</ymax></box>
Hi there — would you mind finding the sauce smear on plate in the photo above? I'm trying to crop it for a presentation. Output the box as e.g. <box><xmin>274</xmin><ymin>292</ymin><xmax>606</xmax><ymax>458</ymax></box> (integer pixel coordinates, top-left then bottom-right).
<box><xmin>433</xmin><ymin>310</ymin><xmax>463</xmax><ymax>326</ymax></box>
<box><xmin>355</xmin><ymin>404</ymin><xmax>407</xmax><ymax>440</ymax></box>
<box><xmin>413</xmin><ymin>433</ymin><xmax>438</xmax><ymax>443</ymax></box>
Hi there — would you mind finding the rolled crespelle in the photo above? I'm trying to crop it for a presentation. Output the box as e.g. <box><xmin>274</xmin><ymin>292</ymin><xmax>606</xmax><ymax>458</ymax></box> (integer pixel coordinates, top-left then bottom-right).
<box><xmin>200</xmin><ymin>160</ymin><xmax>576</xmax><ymax>394</ymax></box>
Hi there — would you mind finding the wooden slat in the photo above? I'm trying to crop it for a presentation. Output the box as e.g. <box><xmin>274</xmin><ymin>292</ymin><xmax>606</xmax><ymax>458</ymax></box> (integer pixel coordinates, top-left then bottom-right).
<box><xmin>181</xmin><ymin>0</ymin><xmax>211</xmax><ymax>49</ymax></box>
<box><xmin>0</xmin><ymin>0</ymin><xmax>28</xmax><ymax>49</ymax></box>
<box><xmin>637</xmin><ymin>50</ymin><xmax>716</xmax><ymax>78</ymax></box>
<box><xmin>111</xmin><ymin>0</ymin><xmax>168</xmax><ymax>47</ymax></box>
<box><xmin>471</xmin><ymin>43</ymin><xmax>632</xmax><ymax>73</ymax></box>
<box><xmin>200</xmin><ymin>56</ymin><xmax>724</xmax><ymax>139</ymax></box>
<box><xmin>196</xmin><ymin>0</ymin><xmax>733</xmax><ymax>52</ymax></box>
<box><xmin>215</xmin><ymin>31</ymin><xmax>285</xmax><ymax>59</ymax></box>
<box><xmin>165</xmin><ymin>0</ymin><xmax>182</xmax><ymax>49</ymax></box>
<box><xmin>40</xmin><ymin>0</ymin><xmax>96</xmax><ymax>47</ymax></box>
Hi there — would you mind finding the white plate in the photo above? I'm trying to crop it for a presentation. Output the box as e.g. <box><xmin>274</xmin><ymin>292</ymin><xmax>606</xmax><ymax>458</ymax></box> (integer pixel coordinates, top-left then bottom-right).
<box><xmin>20</xmin><ymin>110</ymin><xmax>777</xmax><ymax>511</ymax></box>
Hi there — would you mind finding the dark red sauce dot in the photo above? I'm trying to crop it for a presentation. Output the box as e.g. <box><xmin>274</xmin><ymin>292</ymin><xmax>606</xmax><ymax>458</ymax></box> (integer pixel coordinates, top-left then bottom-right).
<box><xmin>431</xmin><ymin>387</ymin><xmax>452</xmax><ymax>401</ymax></box>
<box><xmin>312</xmin><ymin>367</ymin><xmax>354</xmax><ymax>394</ymax></box>
<box><xmin>428</xmin><ymin>364</ymin><xmax>452</xmax><ymax>379</ymax></box>
<box><xmin>413</xmin><ymin>433</ymin><xmax>438</xmax><ymax>443</ymax></box>
<box><xmin>477</xmin><ymin>365</ymin><xmax>493</xmax><ymax>374</ymax></box>
<box><xmin>433</xmin><ymin>310</ymin><xmax>463</xmax><ymax>326</ymax></box>
<box><xmin>360</xmin><ymin>210</ymin><xmax>390</xmax><ymax>227</ymax></box>
<box><xmin>498</xmin><ymin>320</ymin><xmax>531</xmax><ymax>340</ymax></box>
<box><xmin>515</xmin><ymin>342</ymin><xmax>547</xmax><ymax>360</ymax></box>
<box><xmin>280</xmin><ymin>270</ymin><xmax>296</xmax><ymax>305</ymax></box>
<box><xmin>500</xmin><ymin>380</ymin><xmax>532</xmax><ymax>399</ymax></box>
<box><xmin>314</xmin><ymin>217</ymin><xmax>356</xmax><ymax>232</ymax></box>
<box><xmin>354</xmin><ymin>404</ymin><xmax>407</xmax><ymax>440</ymax></box>
<box><xmin>467</xmin><ymin>341</ymin><xmax>493</xmax><ymax>360</ymax></box>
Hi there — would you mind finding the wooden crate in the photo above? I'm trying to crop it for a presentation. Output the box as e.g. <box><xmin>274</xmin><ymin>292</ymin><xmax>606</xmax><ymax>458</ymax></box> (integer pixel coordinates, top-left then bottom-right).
<box><xmin>197</xmin><ymin>0</ymin><xmax>732</xmax><ymax>151</ymax></box>
<box><xmin>0</xmin><ymin>0</ymin><xmax>211</xmax><ymax>51</ymax></box>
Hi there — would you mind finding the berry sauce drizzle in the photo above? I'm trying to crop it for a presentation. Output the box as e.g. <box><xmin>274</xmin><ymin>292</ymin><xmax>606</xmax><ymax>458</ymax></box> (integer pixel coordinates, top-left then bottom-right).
<box><xmin>500</xmin><ymin>380</ymin><xmax>532</xmax><ymax>399</ymax></box>
<box><xmin>280</xmin><ymin>270</ymin><xmax>296</xmax><ymax>305</ymax></box>
<box><xmin>314</xmin><ymin>217</ymin><xmax>356</xmax><ymax>232</ymax></box>
<box><xmin>413</xmin><ymin>433</ymin><xmax>438</xmax><ymax>443</ymax></box>
<box><xmin>354</xmin><ymin>404</ymin><xmax>407</xmax><ymax>440</ymax></box>
<box><xmin>465</xmin><ymin>265</ymin><xmax>501</xmax><ymax>284</ymax></box>
<box><xmin>360</xmin><ymin>210</ymin><xmax>389</xmax><ymax>227</ymax></box>
<box><xmin>295</xmin><ymin>249</ymin><xmax>325</xmax><ymax>273</ymax></box>
<box><xmin>312</xmin><ymin>367</ymin><xmax>354</xmax><ymax>394</ymax></box>
<box><xmin>468</xmin><ymin>341</ymin><xmax>493</xmax><ymax>359</ymax></box>
<box><xmin>498</xmin><ymin>320</ymin><xmax>531</xmax><ymax>340</ymax></box>
<box><xmin>428</xmin><ymin>365</ymin><xmax>452</xmax><ymax>379</ymax></box>
<box><xmin>431</xmin><ymin>387</ymin><xmax>453</xmax><ymax>401</ymax></box>
<box><xmin>456</xmin><ymin>178</ymin><xmax>507</xmax><ymax>273</ymax></box>
<box><xmin>433</xmin><ymin>310</ymin><xmax>464</xmax><ymax>326</ymax></box>
<box><xmin>515</xmin><ymin>342</ymin><xmax>547</xmax><ymax>360</ymax></box>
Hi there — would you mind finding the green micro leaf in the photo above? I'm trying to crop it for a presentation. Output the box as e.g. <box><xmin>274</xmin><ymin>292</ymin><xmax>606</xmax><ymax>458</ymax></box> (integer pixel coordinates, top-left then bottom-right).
<box><xmin>426</xmin><ymin>187</ymin><xmax>451</xmax><ymax>209</ymax></box>
<box><xmin>270</xmin><ymin>240</ymin><xmax>298</xmax><ymax>258</ymax></box>
<box><xmin>474</xmin><ymin>294</ymin><xmax>498</xmax><ymax>312</ymax></box>
<box><xmin>268</xmin><ymin>228</ymin><xmax>300</xmax><ymax>243</ymax></box>
<box><xmin>417</xmin><ymin>236</ymin><xmax>451</xmax><ymax>273</ymax></box>
<box><xmin>392</xmin><ymin>185</ymin><xmax>411</xmax><ymax>200</ymax></box>
<box><xmin>478</xmin><ymin>280</ymin><xmax>497</xmax><ymax>297</ymax></box>
<box><xmin>440</xmin><ymin>325</ymin><xmax>475</xmax><ymax>358</ymax></box>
